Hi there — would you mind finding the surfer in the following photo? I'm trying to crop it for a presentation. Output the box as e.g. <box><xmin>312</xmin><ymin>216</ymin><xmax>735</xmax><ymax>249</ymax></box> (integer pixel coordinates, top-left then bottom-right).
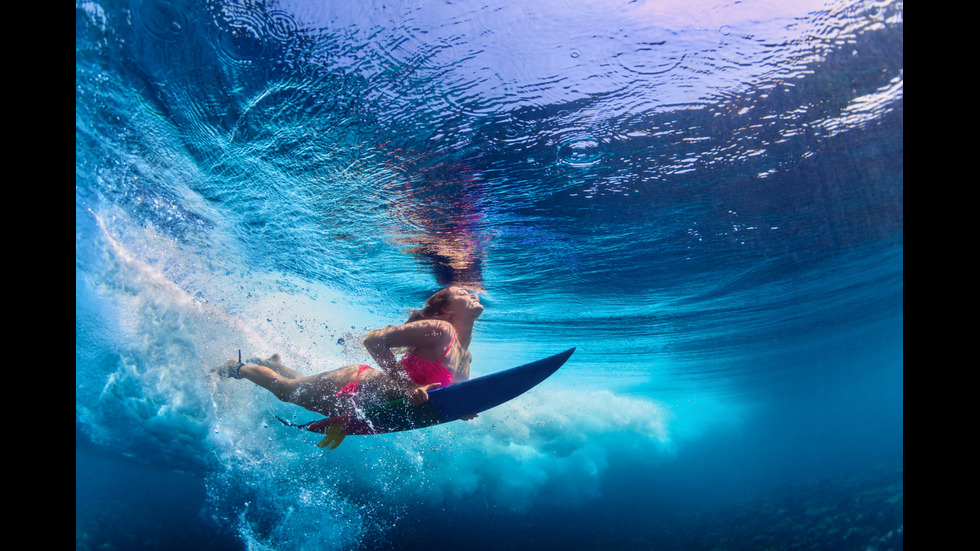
<box><xmin>214</xmin><ymin>287</ymin><xmax>484</xmax><ymax>417</ymax></box>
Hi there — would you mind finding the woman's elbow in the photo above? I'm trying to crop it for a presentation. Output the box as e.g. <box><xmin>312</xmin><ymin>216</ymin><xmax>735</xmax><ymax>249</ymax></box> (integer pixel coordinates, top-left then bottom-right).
<box><xmin>362</xmin><ymin>334</ymin><xmax>380</xmax><ymax>349</ymax></box>
<box><xmin>362</xmin><ymin>332</ymin><xmax>388</xmax><ymax>352</ymax></box>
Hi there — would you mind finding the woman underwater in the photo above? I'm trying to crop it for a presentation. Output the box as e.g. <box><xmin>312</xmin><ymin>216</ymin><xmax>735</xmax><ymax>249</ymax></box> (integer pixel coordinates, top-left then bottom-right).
<box><xmin>216</xmin><ymin>287</ymin><xmax>484</xmax><ymax>417</ymax></box>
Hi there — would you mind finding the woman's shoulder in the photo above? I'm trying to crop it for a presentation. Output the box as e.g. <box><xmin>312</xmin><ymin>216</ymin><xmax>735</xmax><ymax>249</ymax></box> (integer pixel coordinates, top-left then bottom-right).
<box><xmin>365</xmin><ymin>319</ymin><xmax>450</xmax><ymax>349</ymax></box>
<box><xmin>390</xmin><ymin>319</ymin><xmax>452</xmax><ymax>348</ymax></box>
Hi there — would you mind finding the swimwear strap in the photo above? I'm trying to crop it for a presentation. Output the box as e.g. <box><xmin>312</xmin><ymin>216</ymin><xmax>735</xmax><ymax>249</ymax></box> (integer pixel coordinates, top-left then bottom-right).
<box><xmin>437</xmin><ymin>330</ymin><xmax>457</xmax><ymax>364</ymax></box>
<box><xmin>336</xmin><ymin>365</ymin><xmax>372</xmax><ymax>397</ymax></box>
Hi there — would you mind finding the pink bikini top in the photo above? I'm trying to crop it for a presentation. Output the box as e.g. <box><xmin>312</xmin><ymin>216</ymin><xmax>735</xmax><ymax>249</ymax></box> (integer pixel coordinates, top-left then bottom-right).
<box><xmin>399</xmin><ymin>330</ymin><xmax>456</xmax><ymax>388</ymax></box>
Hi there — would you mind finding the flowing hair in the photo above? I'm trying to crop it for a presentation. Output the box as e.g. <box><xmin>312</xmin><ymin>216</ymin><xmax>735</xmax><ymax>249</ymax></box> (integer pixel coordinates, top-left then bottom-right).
<box><xmin>405</xmin><ymin>287</ymin><xmax>455</xmax><ymax>323</ymax></box>
<box><xmin>362</xmin><ymin>288</ymin><xmax>456</xmax><ymax>345</ymax></box>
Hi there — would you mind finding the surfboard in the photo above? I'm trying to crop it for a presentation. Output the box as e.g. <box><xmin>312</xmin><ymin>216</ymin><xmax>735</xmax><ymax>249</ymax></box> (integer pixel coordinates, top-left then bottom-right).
<box><xmin>290</xmin><ymin>348</ymin><xmax>575</xmax><ymax>449</ymax></box>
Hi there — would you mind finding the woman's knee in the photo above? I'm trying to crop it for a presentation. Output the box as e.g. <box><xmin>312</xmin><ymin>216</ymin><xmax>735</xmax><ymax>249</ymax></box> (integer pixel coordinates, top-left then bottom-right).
<box><xmin>269</xmin><ymin>378</ymin><xmax>304</xmax><ymax>403</ymax></box>
<box><xmin>275</xmin><ymin>374</ymin><xmax>339</xmax><ymax>406</ymax></box>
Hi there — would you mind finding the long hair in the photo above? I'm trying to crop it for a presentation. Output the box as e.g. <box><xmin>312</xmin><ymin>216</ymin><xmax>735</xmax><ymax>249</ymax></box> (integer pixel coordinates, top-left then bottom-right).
<box><xmin>362</xmin><ymin>288</ymin><xmax>456</xmax><ymax>352</ymax></box>
<box><xmin>405</xmin><ymin>287</ymin><xmax>455</xmax><ymax>323</ymax></box>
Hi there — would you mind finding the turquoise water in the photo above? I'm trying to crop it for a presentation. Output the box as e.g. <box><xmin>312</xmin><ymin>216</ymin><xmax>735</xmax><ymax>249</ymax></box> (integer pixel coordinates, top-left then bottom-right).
<box><xmin>76</xmin><ymin>1</ymin><xmax>902</xmax><ymax>549</ymax></box>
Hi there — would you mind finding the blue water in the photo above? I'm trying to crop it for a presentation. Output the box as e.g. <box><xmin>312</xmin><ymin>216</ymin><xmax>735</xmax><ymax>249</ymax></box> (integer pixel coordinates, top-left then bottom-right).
<box><xmin>76</xmin><ymin>1</ymin><xmax>902</xmax><ymax>549</ymax></box>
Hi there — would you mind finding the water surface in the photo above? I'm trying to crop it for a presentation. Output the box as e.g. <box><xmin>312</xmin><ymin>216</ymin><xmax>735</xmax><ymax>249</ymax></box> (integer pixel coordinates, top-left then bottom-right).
<box><xmin>76</xmin><ymin>1</ymin><xmax>903</xmax><ymax>549</ymax></box>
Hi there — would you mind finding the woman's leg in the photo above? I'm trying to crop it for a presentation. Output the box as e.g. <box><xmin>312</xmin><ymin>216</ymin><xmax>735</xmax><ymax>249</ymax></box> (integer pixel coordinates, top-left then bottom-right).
<box><xmin>246</xmin><ymin>353</ymin><xmax>304</xmax><ymax>379</ymax></box>
<box><xmin>221</xmin><ymin>360</ymin><xmax>407</xmax><ymax>416</ymax></box>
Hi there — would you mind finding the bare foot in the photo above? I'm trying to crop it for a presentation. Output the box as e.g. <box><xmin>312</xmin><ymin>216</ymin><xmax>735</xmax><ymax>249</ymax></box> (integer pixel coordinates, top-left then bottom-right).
<box><xmin>247</xmin><ymin>353</ymin><xmax>283</xmax><ymax>369</ymax></box>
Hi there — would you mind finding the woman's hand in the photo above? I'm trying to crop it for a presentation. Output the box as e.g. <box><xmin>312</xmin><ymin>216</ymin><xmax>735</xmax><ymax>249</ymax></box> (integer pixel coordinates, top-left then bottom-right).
<box><xmin>408</xmin><ymin>383</ymin><xmax>441</xmax><ymax>405</ymax></box>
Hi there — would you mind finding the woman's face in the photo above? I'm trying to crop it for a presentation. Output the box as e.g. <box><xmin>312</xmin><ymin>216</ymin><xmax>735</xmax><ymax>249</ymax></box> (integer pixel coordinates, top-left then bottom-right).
<box><xmin>444</xmin><ymin>287</ymin><xmax>484</xmax><ymax>319</ymax></box>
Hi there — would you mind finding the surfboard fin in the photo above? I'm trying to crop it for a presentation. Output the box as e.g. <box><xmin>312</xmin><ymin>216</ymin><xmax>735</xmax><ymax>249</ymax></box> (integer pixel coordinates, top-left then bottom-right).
<box><xmin>316</xmin><ymin>422</ymin><xmax>347</xmax><ymax>449</ymax></box>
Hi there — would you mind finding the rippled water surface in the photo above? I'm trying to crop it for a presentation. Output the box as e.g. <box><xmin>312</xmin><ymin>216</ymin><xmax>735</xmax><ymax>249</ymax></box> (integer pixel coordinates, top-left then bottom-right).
<box><xmin>76</xmin><ymin>1</ymin><xmax>902</xmax><ymax>549</ymax></box>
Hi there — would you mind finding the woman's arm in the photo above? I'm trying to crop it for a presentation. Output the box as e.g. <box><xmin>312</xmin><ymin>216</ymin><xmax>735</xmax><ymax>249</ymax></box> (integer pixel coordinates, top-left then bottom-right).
<box><xmin>362</xmin><ymin>329</ymin><xmax>402</xmax><ymax>377</ymax></box>
<box><xmin>454</xmin><ymin>351</ymin><xmax>472</xmax><ymax>382</ymax></box>
<box><xmin>362</xmin><ymin>320</ymin><xmax>451</xmax><ymax>380</ymax></box>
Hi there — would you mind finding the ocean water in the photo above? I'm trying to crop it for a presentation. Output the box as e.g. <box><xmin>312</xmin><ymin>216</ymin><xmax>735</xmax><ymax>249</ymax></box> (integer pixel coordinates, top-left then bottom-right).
<box><xmin>75</xmin><ymin>1</ymin><xmax>903</xmax><ymax>550</ymax></box>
